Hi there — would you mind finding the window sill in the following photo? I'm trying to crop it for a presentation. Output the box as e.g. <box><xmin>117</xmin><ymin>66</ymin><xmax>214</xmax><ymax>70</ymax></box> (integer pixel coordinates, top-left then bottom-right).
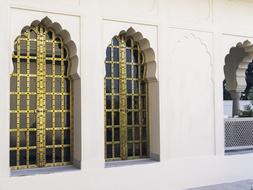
<box><xmin>10</xmin><ymin>165</ymin><xmax>80</xmax><ymax>177</ymax></box>
<box><xmin>105</xmin><ymin>159</ymin><xmax>159</xmax><ymax>168</ymax></box>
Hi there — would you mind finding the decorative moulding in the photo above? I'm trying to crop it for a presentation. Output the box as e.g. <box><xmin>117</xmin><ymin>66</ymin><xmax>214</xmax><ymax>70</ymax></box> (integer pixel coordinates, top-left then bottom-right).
<box><xmin>224</xmin><ymin>40</ymin><xmax>253</xmax><ymax>92</ymax></box>
<box><xmin>17</xmin><ymin>16</ymin><xmax>79</xmax><ymax>80</ymax></box>
<box><xmin>118</xmin><ymin>27</ymin><xmax>157</xmax><ymax>83</ymax></box>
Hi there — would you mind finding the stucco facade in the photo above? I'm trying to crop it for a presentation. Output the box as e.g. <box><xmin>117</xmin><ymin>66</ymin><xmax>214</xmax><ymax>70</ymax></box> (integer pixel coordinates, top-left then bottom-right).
<box><xmin>0</xmin><ymin>0</ymin><xmax>253</xmax><ymax>189</ymax></box>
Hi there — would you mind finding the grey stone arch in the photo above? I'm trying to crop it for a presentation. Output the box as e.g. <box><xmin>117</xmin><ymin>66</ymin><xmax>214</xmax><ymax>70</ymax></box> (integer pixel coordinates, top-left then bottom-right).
<box><xmin>13</xmin><ymin>17</ymin><xmax>81</xmax><ymax>168</ymax></box>
<box><xmin>106</xmin><ymin>27</ymin><xmax>160</xmax><ymax>160</ymax></box>
<box><xmin>224</xmin><ymin>40</ymin><xmax>253</xmax><ymax>117</ymax></box>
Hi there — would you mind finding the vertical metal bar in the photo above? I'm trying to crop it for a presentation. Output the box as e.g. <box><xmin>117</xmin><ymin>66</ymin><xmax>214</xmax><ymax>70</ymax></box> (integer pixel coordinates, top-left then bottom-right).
<box><xmin>104</xmin><ymin>73</ymin><xmax>107</xmax><ymax>159</ymax></box>
<box><xmin>16</xmin><ymin>38</ymin><xmax>21</xmax><ymax>168</ymax></box>
<box><xmin>131</xmin><ymin>41</ymin><xmax>135</xmax><ymax>157</ymax></box>
<box><xmin>145</xmin><ymin>66</ymin><xmax>149</xmax><ymax>157</ymax></box>
<box><xmin>111</xmin><ymin>43</ymin><xmax>115</xmax><ymax>159</ymax></box>
<box><xmin>70</xmin><ymin>65</ymin><xmax>73</xmax><ymax>164</ymax></box>
<box><xmin>36</xmin><ymin>27</ymin><xmax>46</xmax><ymax>167</ymax></box>
<box><xmin>61</xmin><ymin>40</ymin><xmax>65</xmax><ymax>163</ymax></box>
<box><xmin>26</xmin><ymin>31</ymin><xmax>31</xmax><ymax>166</ymax></box>
<box><xmin>52</xmin><ymin>42</ymin><xmax>56</xmax><ymax>165</ymax></box>
<box><xmin>139</xmin><ymin>48</ymin><xmax>143</xmax><ymax>157</ymax></box>
<box><xmin>52</xmin><ymin>35</ymin><xmax>56</xmax><ymax>165</ymax></box>
<box><xmin>119</xmin><ymin>38</ymin><xmax>127</xmax><ymax>160</ymax></box>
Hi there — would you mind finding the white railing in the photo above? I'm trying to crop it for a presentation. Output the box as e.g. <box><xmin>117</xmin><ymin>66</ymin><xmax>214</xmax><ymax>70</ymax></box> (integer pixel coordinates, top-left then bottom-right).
<box><xmin>224</xmin><ymin>117</ymin><xmax>253</xmax><ymax>154</ymax></box>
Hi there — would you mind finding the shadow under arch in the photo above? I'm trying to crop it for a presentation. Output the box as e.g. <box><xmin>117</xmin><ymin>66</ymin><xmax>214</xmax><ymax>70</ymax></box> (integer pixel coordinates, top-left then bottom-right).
<box><xmin>105</xmin><ymin>27</ymin><xmax>160</xmax><ymax>161</ymax></box>
<box><xmin>11</xmin><ymin>16</ymin><xmax>81</xmax><ymax>168</ymax></box>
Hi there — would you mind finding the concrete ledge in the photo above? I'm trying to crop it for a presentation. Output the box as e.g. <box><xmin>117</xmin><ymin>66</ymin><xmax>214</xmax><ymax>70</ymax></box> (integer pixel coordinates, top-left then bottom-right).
<box><xmin>11</xmin><ymin>165</ymin><xmax>80</xmax><ymax>177</ymax></box>
<box><xmin>105</xmin><ymin>159</ymin><xmax>159</xmax><ymax>168</ymax></box>
<box><xmin>187</xmin><ymin>180</ymin><xmax>253</xmax><ymax>190</ymax></box>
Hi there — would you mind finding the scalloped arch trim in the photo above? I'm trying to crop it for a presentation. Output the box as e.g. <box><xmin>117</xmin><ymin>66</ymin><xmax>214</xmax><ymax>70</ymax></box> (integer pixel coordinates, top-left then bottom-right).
<box><xmin>224</xmin><ymin>40</ymin><xmax>253</xmax><ymax>92</ymax></box>
<box><xmin>118</xmin><ymin>27</ymin><xmax>157</xmax><ymax>82</ymax></box>
<box><xmin>19</xmin><ymin>16</ymin><xmax>79</xmax><ymax>80</ymax></box>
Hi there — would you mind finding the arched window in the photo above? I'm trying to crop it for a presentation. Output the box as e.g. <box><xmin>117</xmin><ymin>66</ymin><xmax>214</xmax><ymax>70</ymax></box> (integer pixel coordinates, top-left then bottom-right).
<box><xmin>224</xmin><ymin>41</ymin><xmax>253</xmax><ymax>155</ymax></box>
<box><xmin>105</xmin><ymin>35</ymin><xmax>148</xmax><ymax>160</ymax></box>
<box><xmin>10</xmin><ymin>23</ymin><xmax>73</xmax><ymax>169</ymax></box>
<box><xmin>223</xmin><ymin>61</ymin><xmax>253</xmax><ymax>101</ymax></box>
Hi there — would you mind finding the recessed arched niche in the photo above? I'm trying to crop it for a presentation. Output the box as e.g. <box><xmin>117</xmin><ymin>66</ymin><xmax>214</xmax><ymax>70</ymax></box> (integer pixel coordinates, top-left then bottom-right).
<box><xmin>104</xmin><ymin>27</ymin><xmax>160</xmax><ymax>162</ymax></box>
<box><xmin>9</xmin><ymin>17</ymin><xmax>81</xmax><ymax>170</ymax></box>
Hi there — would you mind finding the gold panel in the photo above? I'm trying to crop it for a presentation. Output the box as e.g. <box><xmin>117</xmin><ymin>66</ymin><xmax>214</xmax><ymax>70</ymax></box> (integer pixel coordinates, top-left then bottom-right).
<box><xmin>10</xmin><ymin>26</ymin><xmax>72</xmax><ymax>170</ymax></box>
<box><xmin>105</xmin><ymin>36</ymin><xmax>149</xmax><ymax>161</ymax></box>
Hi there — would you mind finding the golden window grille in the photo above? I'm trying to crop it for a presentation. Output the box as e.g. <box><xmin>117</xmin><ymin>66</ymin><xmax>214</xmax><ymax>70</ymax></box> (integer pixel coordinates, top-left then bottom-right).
<box><xmin>104</xmin><ymin>36</ymin><xmax>149</xmax><ymax>161</ymax></box>
<box><xmin>10</xmin><ymin>26</ymin><xmax>73</xmax><ymax>170</ymax></box>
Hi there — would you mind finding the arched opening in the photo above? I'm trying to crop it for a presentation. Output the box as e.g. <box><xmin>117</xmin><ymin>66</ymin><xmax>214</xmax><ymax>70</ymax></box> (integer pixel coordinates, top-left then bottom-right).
<box><xmin>104</xmin><ymin>28</ymin><xmax>159</xmax><ymax>161</ymax></box>
<box><xmin>223</xmin><ymin>62</ymin><xmax>253</xmax><ymax>116</ymax></box>
<box><xmin>10</xmin><ymin>17</ymin><xmax>81</xmax><ymax>170</ymax></box>
<box><xmin>223</xmin><ymin>40</ymin><xmax>253</xmax><ymax>154</ymax></box>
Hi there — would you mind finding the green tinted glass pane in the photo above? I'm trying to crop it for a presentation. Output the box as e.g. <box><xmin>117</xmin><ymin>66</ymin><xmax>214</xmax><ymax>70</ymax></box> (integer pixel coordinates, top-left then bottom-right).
<box><xmin>128</xmin><ymin>143</ymin><xmax>133</xmax><ymax>157</ymax></box>
<box><xmin>106</xmin><ymin>47</ymin><xmax>111</xmax><ymax>61</ymax></box>
<box><xmin>29</xmin><ymin>131</ymin><xmax>36</xmax><ymax>146</ymax></box>
<box><xmin>114</xmin><ymin>144</ymin><xmax>120</xmax><ymax>157</ymax></box>
<box><xmin>106</xmin><ymin>96</ymin><xmax>112</xmax><ymax>109</ymax></box>
<box><xmin>114</xmin><ymin>96</ymin><xmax>119</xmax><ymax>109</ymax></box>
<box><xmin>20</xmin><ymin>131</ymin><xmax>26</xmax><ymax>147</ymax></box>
<box><xmin>127</xmin><ymin>112</ymin><xmax>132</xmax><ymax>125</ymax></box>
<box><xmin>142</xmin><ymin>142</ymin><xmax>147</xmax><ymax>156</ymax></box>
<box><xmin>114</xmin><ymin>80</ymin><xmax>119</xmax><ymax>93</ymax></box>
<box><xmin>10</xmin><ymin>151</ymin><xmax>17</xmax><ymax>166</ymax></box>
<box><xmin>113</xmin><ymin>48</ymin><xmax>119</xmax><ymax>61</ymax></box>
<box><xmin>106</xmin><ymin>80</ymin><xmax>112</xmax><ymax>93</ymax></box>
<box><xmin>19</xmin><ymin>150</ymin><xmax>27</xmax><ymax>165</ymax></box>
<box><xmin>10</xmin><ymin>113</ymin><xmax>17</xmax><ymax>129</ymax></box>
<box><xmin>106</xmin><ymin>112</ymin><xmax>112</xmax><ymax>125</ymax></box>
<box><xmin>46</xmin><ymin>130</ymin><xmax>52</xmax><ymax>145</ymax></box>
<box><xmin>64</xmin><ymin>147</ymin><xmax>70</xmax><ymax>162</ymax></box>
<box><xmin>10</xmin><ymin>132</ymin><xmax>17</xmax><ymax>147</ymax></box>
<box><xmin>127</xmin><ymin>80</ymin><xmax>132</xmax><ymax>93</ymax></box>
<box><xmin>126</xmin><ymin>49</ymin><xmax>131</xmax><ymax>62</ymax></box>
<box><xmin>55</xmin><ymin>130</ymin><xmax>62</xmax><ymax>145</ymax></box>
<box><xmin>64</xmin><ymin>130</ymin><xmax>70</xmax><ymax>144</ymax></box>
<box><xmin>55</xmin><ymin>148</ymin><xmax>62</xmax><ymax>162</ymax></box>
<box><xmin>114</xmin><ymin>128</ymin><xmax>120</xmax><ymax>141</ymax></box>
<box><xmin>135</xmin><ymin>143</ymin><xmax>140</xmax><ymax>156</ymax></box>
<box><xmin>127</xmin><ymin>96</ymin><xmax>132</xmax><ymax>109</ymax></box>
<box><xmin>127</xmin><ymin>128</ymin><xmax>132</xmax><ymax>141</ymax></box>
<box><xmin>114</xmin><ymin>112</ymin><xmax>120</xmax><ymax>125</ymax></box>
<box><xmin>46</xmin><ymin>148</ymin><xmax>53</xmax><ymax>163</ymax></box>
<box><xmin>29</xmin><ymin>149</ymin><xmax>36</xmax><ymax>165</ymax></box>
<box><xmin>106</xmin><ymin>144</ymin><xmax>112</xmax><ymax>158</ymax></box>
<box><xmin>135</xmin><ymin>127</ymin><xmax>140</xmax><ymax>140</ymax></box>
<box><xmin>106</xmin><ymin>128</ymin><xmax>112</xmax><ymax>142</ymax></box>
<box><xmin>114</xmin><ymin>64</ymin><xmax>119</xmax><ymax>77</ymax></box>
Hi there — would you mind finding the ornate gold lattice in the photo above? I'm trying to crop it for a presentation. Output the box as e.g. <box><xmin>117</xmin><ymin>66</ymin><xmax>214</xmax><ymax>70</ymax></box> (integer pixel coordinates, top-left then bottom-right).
<box><xmin>105</xmin><ymin>36</ymin><xmax>149</xmax><ymax>161</ymax></box>
<box><xmin>10</xmin><ymin>26</ymin><xmax>73</xmax><ymax>170</ymax></box>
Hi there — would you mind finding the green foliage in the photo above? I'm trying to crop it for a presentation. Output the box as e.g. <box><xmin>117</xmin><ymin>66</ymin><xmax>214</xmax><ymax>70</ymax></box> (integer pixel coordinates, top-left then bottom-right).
<box><xmin>239</xmin><ymin>105</ymin><xmax>253</xmax><ymax>117</ymax></box>
<box><xmin>238</xmin><ymin>87</ymin><xmax>253</xmax><ymax>117</ymax></box>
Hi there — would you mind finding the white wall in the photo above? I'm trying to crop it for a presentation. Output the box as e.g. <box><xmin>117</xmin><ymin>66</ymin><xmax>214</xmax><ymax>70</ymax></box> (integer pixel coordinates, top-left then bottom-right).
<box><xmin>1</xmin><ymin>0</ymin><xmax>253</xmax><ymax>189</ymax></box>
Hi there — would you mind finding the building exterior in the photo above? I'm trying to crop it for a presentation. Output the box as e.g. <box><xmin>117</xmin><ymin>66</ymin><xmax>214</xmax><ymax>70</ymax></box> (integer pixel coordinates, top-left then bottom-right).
<box><xmin>1</xmin><ymin>0</ymin><xmax>253</xmax><ymax>189</ymax></box>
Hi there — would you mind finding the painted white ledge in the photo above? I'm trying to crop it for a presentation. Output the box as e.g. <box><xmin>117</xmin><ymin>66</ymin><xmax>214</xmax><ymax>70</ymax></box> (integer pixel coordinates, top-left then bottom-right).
<box><xmin>11</xmin><ymin>165</ymin><xmax>80</xmax><ymax>177</ymax></box>
<box><xmin>105</xmin><ymin>159</ymin><xmax>159</xmax><ymax>168</ymax></box>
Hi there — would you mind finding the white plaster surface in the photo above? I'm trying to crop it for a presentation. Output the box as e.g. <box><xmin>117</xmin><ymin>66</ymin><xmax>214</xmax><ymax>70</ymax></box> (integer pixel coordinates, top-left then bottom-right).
<box><xmin>1</xmin><ymin>0</ymin><xmax>253</xmax><ymax>190</ymax></box>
